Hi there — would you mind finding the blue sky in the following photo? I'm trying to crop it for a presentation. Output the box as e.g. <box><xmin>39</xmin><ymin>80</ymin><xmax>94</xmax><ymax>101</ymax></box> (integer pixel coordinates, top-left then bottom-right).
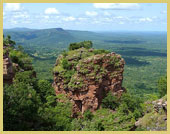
<box><xmin>3</xmin><ymin>3</ymin><xmax>167</xmax><ymax>31</ymax></box>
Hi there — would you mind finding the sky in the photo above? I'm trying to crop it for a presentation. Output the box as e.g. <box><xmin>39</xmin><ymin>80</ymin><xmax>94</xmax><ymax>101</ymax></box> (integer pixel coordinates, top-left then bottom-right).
<box><xmin>3</xmin><ymin>3</ymin><xmax>167</xmax><ymax>31</ymax></box>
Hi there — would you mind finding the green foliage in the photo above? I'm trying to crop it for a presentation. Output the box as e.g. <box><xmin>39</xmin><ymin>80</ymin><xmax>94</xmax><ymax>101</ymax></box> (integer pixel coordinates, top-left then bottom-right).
<box><xmin>61</xmin><ymin>50</ymin><xmax>68</xmax><ymax>57</ymax></box>
<box><xmin>158</xmin><ymin>75</ymin><xmax>167</xmax><ymax>97</ymax></box>
<box><xmin>135</xmin><ymin>96</ymin><xmax>167</xmax><ymax>131</ymax></box>
<box><xmin>72</xmin><ymin>92</ymin><xmax>145</xmax><ymax>131</ymax></box>
<box><xmin>83</xmin><ymin>110</ymin><xmax>93</xmax><ymax>121</ymax></box>
<box><xmin>3</xmin><ymin>35</ymin><xmax>16</xmax><ymax>47</ymax></box>
<box><xmin>37</xmin><ymin>79</ymin><xmax>54</xmax><ymax>102</ymax></box>
<box><xmin>14</xmin><ymin>71</ymin><xmax>36</xmax><ymax>85</ymax></box>
<box><xmin>17</xmin><ymin>45</ymin><xmax>24</xmax><ymax>52</ymax></box>
<box><xmin>68</xmin><ymin>74</ymin><xmax>84</xmax><ymax>90</ymax></box>
<box><xmin>119</xmin><ymin>93</ymin><xmax>144</xmax><ymax>119</ymax></box>
<box><xmin>62</xmin><ymin>70</ymin><xmax>75</xmax><ymax>84</ymax></box>
<box><xmin>101</xmin><ymin>92</ymin><xmax>119</xmax><ymax>110</ymax></box>
<box><xmin>4</xmin><ymin>29</ymin><xmax>167</xmax><ymax>96</ymax></box>
<box><xmin>3</xmin><ymin>31</ymin><xmax>167</xmax><ymax>131</ymax></box>
<box><xmin>61</xmin><ymin>58</ymin><xmax>72</xmax><ymax>70</ymax></box>
<box><xmin>69</xmin><ymin>41</ymin><xmax>92</xmax><ymax>50</ymax></box>
<box><xmin>4</xmin><ymin>70</ymin><xmax>73</xmax><ymax>131</ymax></box>
<box><xmin>39</xmin><ymin>94</ymin><xmax>73</xmax><ymax>130</ymax></box>
<box><xmin>9</xmin><ymin>49</ymin><xmax>33</xmax><ymax>71</ymax></box>
<box><xmin>3</xmin><ymin>71</ymin><xmax>42</xmax><ymax>130</ymax></box>
<box><xmin>93</xmin><ymin>49</ymin><xmax>110</xmax><ymax>55</ymax></box>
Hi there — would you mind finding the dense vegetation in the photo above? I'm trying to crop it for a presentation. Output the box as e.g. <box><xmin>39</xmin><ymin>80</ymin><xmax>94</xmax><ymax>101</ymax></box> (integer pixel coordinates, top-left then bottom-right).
<box><xmin>4</xmin><ymin>29</ymin><xmax>166</xmax><ymax>96</ymax></box>
<box><xmin>3</xmin><ymin>31</ymin><xmax>167</xmax><ymax>131</ymax></box>
<box><xmin>69</xmin><ymin>41</ymin><xmax>93</xmax><ymax>50</ymax></box>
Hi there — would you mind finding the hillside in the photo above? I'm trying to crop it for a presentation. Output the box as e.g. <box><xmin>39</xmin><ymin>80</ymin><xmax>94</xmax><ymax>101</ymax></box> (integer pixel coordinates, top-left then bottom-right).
<box><xmin>3</xmin><ymin>28</ymin><xmax>103</xmax><ymax>48</ymax></box>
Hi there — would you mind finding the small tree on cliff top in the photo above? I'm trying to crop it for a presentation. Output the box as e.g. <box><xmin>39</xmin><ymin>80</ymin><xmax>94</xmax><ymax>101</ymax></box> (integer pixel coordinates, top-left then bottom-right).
<box><xmin>69</xmin><ymin>41</ymin><xmax>93</xmax><ymax>50</ymax></box>
<box><xmin>3</xmin><ymin>35</ymin><xmax>16</xmax><ymax>48</ymax></box>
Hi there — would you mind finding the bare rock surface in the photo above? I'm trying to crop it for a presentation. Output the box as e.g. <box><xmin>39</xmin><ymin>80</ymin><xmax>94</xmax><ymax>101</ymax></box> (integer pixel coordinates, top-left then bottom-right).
<box><xmin>3</xmin><ymin>51</ymin><xmax>14</xmax><ymax>84</ymax></box>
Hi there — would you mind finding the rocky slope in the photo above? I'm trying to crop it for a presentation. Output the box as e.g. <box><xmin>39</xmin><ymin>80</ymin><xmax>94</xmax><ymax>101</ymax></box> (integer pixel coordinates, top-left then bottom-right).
<box><xmin>53</xmin><ymin>46</ymin><xmax>125</xmax><ymax>116</ymax></box>
<box><xmin>135</xmin><ymin>95</ymin><xmax>167</xmax><ymax>131</ymax></box>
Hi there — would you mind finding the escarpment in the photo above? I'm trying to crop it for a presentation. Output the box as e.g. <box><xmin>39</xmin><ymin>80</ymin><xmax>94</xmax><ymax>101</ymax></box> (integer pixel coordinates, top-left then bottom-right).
<box><xmin>53</xmin><ymin>43</ymin><xmax>126</xmax><ymax>115</ymax></box>
<box><xmin>3</xmin><ymin>45</ymin><xmax>34</xmax><ymax>84</ymax></box>
<box><xmin>3</xmin><ymin>48</ymin><xmax>15</xmax><ymax>84</ymax></box>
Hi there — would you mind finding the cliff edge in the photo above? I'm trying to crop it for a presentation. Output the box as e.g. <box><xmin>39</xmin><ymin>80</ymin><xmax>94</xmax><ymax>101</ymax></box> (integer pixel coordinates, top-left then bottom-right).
<box><xmin>53</xmin><ymin>41</ymin><xmax>125</xmax><ymax>116</ymax></box>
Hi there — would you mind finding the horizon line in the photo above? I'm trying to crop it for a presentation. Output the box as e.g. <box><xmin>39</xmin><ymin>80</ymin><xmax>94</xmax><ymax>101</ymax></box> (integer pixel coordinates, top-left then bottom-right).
<box><xmin>3</xmin><ymin>27</ymin><xmax>167</xmax><ymax>32</ymax></box>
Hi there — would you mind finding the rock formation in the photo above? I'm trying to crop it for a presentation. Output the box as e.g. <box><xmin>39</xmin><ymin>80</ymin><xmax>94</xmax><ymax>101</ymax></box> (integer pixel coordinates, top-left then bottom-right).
<box><xmin>53</xmin><ymin>47</ymin><xmax>125</xmax><ymax>116</ymax></box>
<box><xmin>3</xmin><ymin>49</ymin><xmax>15</xmax><ymax>84</ymax></box>
<box><xmin>135</xmin><ymin>95</ymin><xmax>167</xmax><ymax>131</ymax></box>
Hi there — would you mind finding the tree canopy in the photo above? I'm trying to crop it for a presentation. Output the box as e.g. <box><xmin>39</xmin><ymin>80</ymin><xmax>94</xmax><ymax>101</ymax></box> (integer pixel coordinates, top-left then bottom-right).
<box><xmin>69</xmin><ymin>41</ymin><xmax>93</xmax><ymax>50</ymax></box>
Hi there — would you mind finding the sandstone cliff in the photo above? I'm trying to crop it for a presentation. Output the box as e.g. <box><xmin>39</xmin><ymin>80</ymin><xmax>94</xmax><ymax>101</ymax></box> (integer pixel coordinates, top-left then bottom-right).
<box><xmin>53</xmin><ymin>47</ymin><xmax>125</xmax><ymax>116</ymax></box>
<box><xmin>3</xmin><ymin>49</ymin><xmax>15</xmax><ymax>84</ymax></box>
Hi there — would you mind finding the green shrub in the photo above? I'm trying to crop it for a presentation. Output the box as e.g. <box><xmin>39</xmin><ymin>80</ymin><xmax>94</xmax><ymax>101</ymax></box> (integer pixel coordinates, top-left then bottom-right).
<box><xmin>9</xmin><ymin>49</ymin><xmax>33</xmax><ymax>71</ymax></box>
<box><xmin>3</xmin><ymin>35</ymin><xmax>16</xmax><ymax>47</ymax></box>
<box><xmin>61</xmin><ymin>58</ymin><xmax>72</xmax><ymax>70</ymax></box>
<box><xmin>119</xmin><ymin>93</ymin><xmax>144</xmax><ymax>119</ymax></box>
<box><xmin>83</xmin><ymin>110</ymin><xmax>93</xmax><ymax>120</ymax></box>
<box><xmin>93</xmin><ymin>49</ymin><xmax>110</xmax><ymax>55</ymax></box>
<box><xmin>158</xmin><ymin>75</ymin><xmax>167</xmax><ymax>97</ymax></box>
<box><xmin>69</xmin><ymin>41</ymin><xmax>93</xmax><ymax>50</ymax></box>
<box><xmin>61</xmin><ymin>50</ymin><xmax>68</xmax><ymax>57</ymax></box>
<box><xmin>101</xmin><ymin>92</ymin><xmax>119</xmax><ymax>110</ymax></box>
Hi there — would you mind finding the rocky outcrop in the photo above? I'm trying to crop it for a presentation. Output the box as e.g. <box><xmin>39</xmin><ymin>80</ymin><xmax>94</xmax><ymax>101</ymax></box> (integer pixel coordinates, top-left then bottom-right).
<box><xmin>3</xmin><ymin>50</ymin><xmax>14</xmax><ymax>84</ymax></box>
<box><xmin>135</xmin><ymin>96</ymin><xmax>167</xmax><ymax>131</ymax></box>
<box><xmin>53</xmin><ymin>48</ymin><xmax>125</xmax><ymax>116</ymax></box>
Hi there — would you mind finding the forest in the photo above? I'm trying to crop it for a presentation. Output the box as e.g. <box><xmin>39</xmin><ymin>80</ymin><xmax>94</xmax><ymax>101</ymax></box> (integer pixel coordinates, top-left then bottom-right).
<box><xmin>3</xmin><ymin>29</ymin><xmax>167</xmax><ymax>131</ymax></box>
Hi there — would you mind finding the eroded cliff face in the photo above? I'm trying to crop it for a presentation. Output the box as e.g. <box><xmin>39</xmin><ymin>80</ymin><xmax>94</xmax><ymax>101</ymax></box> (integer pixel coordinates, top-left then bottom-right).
<box><xmin>3</xmin><ymin>50</ymin><xmax>15</xmax><ymax>84</ymax></box>
<box><xmin>53</xmin><ymin>48</ymin><xmax>125</xmax><ymax>116</ymax></box>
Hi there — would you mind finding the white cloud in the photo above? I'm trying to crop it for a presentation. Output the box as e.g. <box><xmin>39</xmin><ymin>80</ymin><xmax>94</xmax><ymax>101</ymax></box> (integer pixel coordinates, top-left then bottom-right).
<box><xmin>44</xmin><ymin>15</ymin><xmax>50</xmax><ymax>19</ymax></box>
<box><xmin>139</xmin><ymin>17</ymin><xmax>153</xmax><ymax>22</ymax></box>
<box><xmin>10</xmin><ymin>19</ymin><xmax>18</xmax><ymax>25</ymax></box>
<box><xmin>119</xmin><ymin>21</ymin><xmax>124</xmax><ymax>24</ymax></box>
<box><xmin>103</xmin><ymin>17</ymin><xmax>112</xmax><ymax>22</ymax></box>
<box><xmin>104</xmin><ymin>11</ymin><xmax>111</xmax><ymax>16</ymax></box>
<box><xmin>5</xmin><ymin>3</ymin><xmax>22</xmax><ymax>11</ymax></box>
<box><xmin>115</xmin><ymin>16</ymin><xmax>124</xmax><ymax>19</ymax></box>
<box><xmin>85</xmin><ymin>11</ymin><xmax>98</xmax><ymax>16</ymax></box>
<box><xmin>63</xmin><ymin>16</ymin><xmax>76</xmax><ymax>21</ymax></box>
<box><xmin>161</xmin><ymin>10</ymin><xmax>167</xmax><ymax>14</ymax></box>
<box><xmin>13</xmin><ymin>12</ymin><xmax>29</xmax><ymax>19</ymax></box>
<box><xmin>93</xmin><ymin>3</ymin><xmax>140</xmax><ymax>10</ymax></box>
<box><xmin>78</xmin><ymin>17</ymin><xmax>88</xmax><ymax>21</ymax></box>
<box><xmin>44</xmin><ymin>8</ymin><xmax>59</xmax><ymax>15</ymax></box>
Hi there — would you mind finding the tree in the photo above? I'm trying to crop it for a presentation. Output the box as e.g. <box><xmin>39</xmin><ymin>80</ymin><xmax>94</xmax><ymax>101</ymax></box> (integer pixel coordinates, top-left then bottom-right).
<box><xmin>158</xmin><ymin>75</ymin><xmax>167</xmax><ymax>97</ymax></box>
<box><xmin>119</xmin><ymin>93</ymin><xmax>144</xmax><ymax>119</ymax></box>
<box><xmin>3</xmin><ymin>71</ymin><xmax>42</xmax><ymax>130</ymax></box>
<box><xmin>69</xmin><ymin>41</ymin><xmax>93</xmax><ymax>50</ymax></box>
<box><xmin>37</xmin><ymin>79</ymin><xmax>54</xmax><ymax>102</ymax></box>
<box><xmin>9</xmin><ymin>49</ymin><xmax>33</xmax><ymax>71</ymax></box>
<box><xmin>3</xmin><ymin>35</ymin><xmax>16</xmax><ymax>47</ymax></box>
<box><xmin>101</xmin><ymin>91</ymin><xmax>119</xmax><ymax>110</ymax></box>
<box><xmin>38</xmin><ymin>94</ymin><xmax>73</xmax><ymax>130</ymax></box>
<box><xmin>83</xmin><ymin>110</ymin><xmax>93</xmax><ymax>120</ymax></box>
